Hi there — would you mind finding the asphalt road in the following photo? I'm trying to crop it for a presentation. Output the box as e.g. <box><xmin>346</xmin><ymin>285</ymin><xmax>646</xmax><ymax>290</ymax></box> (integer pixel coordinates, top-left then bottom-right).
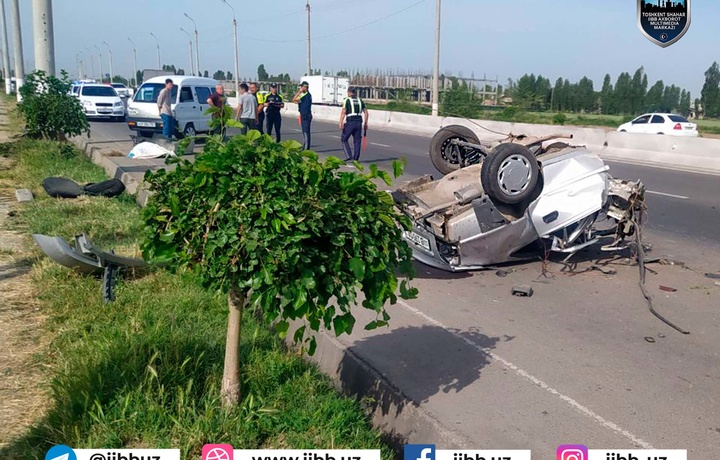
<box><xmin>87</xmin><ymin>117</ymin><xmax>720</xmax><ymax>457</ymax></box>
<box><xmin>90</xmin><ymin>117</ymin><xmax>720</xmax><ymax>246</ymax></box>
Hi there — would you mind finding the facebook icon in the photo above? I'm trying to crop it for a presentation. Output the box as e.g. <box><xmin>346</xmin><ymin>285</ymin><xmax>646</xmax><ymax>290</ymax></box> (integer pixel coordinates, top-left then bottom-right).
<box><xmin>404</xmin><ymin>444</ymin><xmax>436</xmax><ymax>460</ymax></box>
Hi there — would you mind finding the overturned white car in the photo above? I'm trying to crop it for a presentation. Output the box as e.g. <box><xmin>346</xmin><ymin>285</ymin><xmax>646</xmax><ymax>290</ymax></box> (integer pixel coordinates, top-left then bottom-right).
<box><xmin>393</xmin><ymin>126</ymin><xmax>645</xmax><ymax>272</ymax></box>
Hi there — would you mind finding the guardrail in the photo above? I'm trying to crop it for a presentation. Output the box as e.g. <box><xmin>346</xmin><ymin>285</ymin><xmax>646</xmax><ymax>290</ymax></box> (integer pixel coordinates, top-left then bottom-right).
<box><xmin>223</xmin><ymin>99</ymin><xmax>720</xmax><ymax>175</ymax></box>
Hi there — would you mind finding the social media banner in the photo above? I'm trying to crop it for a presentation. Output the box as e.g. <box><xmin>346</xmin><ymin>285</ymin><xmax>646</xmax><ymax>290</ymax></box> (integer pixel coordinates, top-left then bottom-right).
<box><xmin>45</xmin><ymin>445</ymin><xmax>180</xmax><ymax>460</ymax></box>
<box><xmin>229</xmin><ymin>449</ymin><xmax>382</xmax><ymax>460</ymax></box>
<box><xmin>557</xmin><ymin>445</ymin><xmax>687</xmax><ymax>460</ymax></box>
<box><xmin>404</xmin><ymin>444</ymin><xmax>530</xmax><ymax>460</ymax></box>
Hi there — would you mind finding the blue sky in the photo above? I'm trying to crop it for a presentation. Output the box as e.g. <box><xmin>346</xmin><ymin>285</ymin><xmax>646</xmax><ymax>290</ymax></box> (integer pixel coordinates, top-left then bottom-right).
<box><xmin>11</xmin><ymin>0</ymin><xmax>712</xmax><ymax>97</ymax></box>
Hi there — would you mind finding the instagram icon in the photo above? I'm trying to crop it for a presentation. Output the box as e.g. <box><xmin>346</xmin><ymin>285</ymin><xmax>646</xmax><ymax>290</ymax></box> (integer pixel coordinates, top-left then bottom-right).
<box><xmin>557</xmin><ymin>445</ymin><xmax>589</xmax><ymax>460</ymax></box>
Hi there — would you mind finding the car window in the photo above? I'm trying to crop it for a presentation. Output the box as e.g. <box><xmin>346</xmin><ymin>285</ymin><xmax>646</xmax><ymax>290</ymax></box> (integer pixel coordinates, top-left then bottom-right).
<box><xmin>179</xmin><ymin>86</ymin><xmax>194</xmax><ymax>103</ymax></box>
<box><xmin>195</xmin><ymin>86</ymin><xmax>211</xmax><ymax>104</ymax></box>
<box><xmin>651</xmin><ymin>115</ymin><xmax>665</xmax><ymax>124</ymax></box>
<box><xmin>81</xmin><ymin>86</ymin><xmax>118</xmax><ymax>97</ymax></box>
<box><xmin>134</xmin><ymin>83</ymin><xmax>177</xmax><ymax>103</ymax></box>
<box><xmin>668</xmin><ymin>115</ymin><xmax>689</xmax><ymax>123</ymax></box>
<box><xmin>111</xmin><ymin>83</ymin><xmax>125</xmax><ymax>88</ymax></box>
<box><xmin>632</xmin><ymin>115</ymin><xmax>650</xmax><ymax>124</ymax></box>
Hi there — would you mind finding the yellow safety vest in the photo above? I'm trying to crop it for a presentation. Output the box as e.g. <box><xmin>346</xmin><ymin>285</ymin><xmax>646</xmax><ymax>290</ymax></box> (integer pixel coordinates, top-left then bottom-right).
<box><xmin>257</xmin><ymin>92</ymin><xmax>267</xmax><ymax>104</ymax></box>
<box><xmin>344</xmin><ymin>97</ymin><xmax>364</xmax><ymax>116</ymax></box>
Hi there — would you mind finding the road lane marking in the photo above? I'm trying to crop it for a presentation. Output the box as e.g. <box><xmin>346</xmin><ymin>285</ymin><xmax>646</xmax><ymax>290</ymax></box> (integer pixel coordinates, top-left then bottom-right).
<box><xmin>329</xmin><ymin>135</ymin><xmax>341</xmax><ymax>139</ymax></box>
<box><xmin>398</xmin><ymin>299</ymin><xmax>655</xmax><ymax>449</ymax></box>
<box><xmin>370</xmin><ymin>142</ymin><xmax>391</xmax><ymax>148</ymax></box>
<box><xmin>646</xmin><ymin>190</ymin><xmax>690</xmax><ymax>200</ymax></box>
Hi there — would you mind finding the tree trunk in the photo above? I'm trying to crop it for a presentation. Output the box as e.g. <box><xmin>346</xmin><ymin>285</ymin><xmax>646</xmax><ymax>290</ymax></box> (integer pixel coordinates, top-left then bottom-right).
<box><xmin>221</xmin><ymin>287</ymin><xmax>244</xmax><ymax>407</ymax></box>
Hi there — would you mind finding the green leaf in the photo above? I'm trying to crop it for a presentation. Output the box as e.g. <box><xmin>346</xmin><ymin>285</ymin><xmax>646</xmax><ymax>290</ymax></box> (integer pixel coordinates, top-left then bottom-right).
<box><xmin>308</xmin><ymin>336</ymin><xmax>317</xmax><ymax>356</ymax></box>
<box><xmin>365</xmin><ymin>321</ymin><xmax>379</xmax><ymax>331</ymax></box>
<box><xmin>226</xmin><ymin>119</ymin><xmax>244</xmax><ymax>129</ymax></box>
<box><xmin>349</xmin><ymin>258</ymin><xmax>366</xmax><ymax>280</ymax></box>
<box><xmin>281</xmin><ymin>139</ymin><xmax>303</xmax><ymax>151</ymax></box>
<box><xmin>392</xmin><ymin>158</ymin><xmax>407</xmax><ymax>178</ymax></box>
<box><xmin>275</xmin><ymin>320</ymin><xmax>290</xmax><ymax>339</ymax></box>
<box><xmin>293</xmin><ymin>325</ymin><xmax>306</xmax><ymax>343</ymax></box>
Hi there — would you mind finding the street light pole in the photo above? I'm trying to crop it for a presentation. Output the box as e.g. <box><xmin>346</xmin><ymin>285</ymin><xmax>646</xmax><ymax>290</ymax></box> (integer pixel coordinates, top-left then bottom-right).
<box><xmin>184</xmin><ymin>13</ymin><xmax>199</xmax><ymax>76</ymax></box>
<box><xmin>85</xmin><ymin>47</ymin><xmax>94</xmax><ymax>81</ymax></box>
<box><xmin>221</xmin><ymin>0</ymin><xmax>239</xmax><ymax>95</ymax></box>
<box><xmin>76</xmin><ymin>52</ymin><xmax>81</xmax><ymax>79</ymax></box>
<box><xmin>306</xmin><ymin>0</ymin><xmax>311</xmax><ymax>77</ymax></box>
<box><xmin>0</xmin><ymin>0</ymin><xmax>11</xmax><ymax>94</ymax></box>
<box><xmin>180</xmin><ymin>28</ymin><xmax>194</xmax><ymax>76</ymax></box>
<box><xmin>127</xmin><ymin>37</ymin><xmax>138</xmax><ymax>85</ymax></box>
<box><xmin>150</xmin><ymin>32</ymin><xmax>160</xmax><ymax>69</ymax></box>
<box><xmin>431</xmin><ymin>0</ymin><xmax>441</xmax><ymax>117</ymax></box>
<box><xmin>94</xmin><ymin>44</ymin><xmax>103</xmax><ymax>82</ymax></box>
<box><xmin>31</xmin><ymin>0</ymin><xmax>55</xmax><ymax>75</ymax></box>
<box><xmin>10</xmin><ymin>0</ymin><xmax>25</xmax><ymax>101</ymax></box>
<box><xmin>103</xmin><ymin>41</ymin><xmax>113</xmax><ymax>83</ymax></box>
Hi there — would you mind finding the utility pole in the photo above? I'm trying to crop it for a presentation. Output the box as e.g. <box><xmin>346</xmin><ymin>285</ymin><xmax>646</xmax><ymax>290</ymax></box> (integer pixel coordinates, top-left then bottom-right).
<box><xmin>127</xmin><ymin>37</ymin><xmax>138</xmax><ymax>86</ymax></box>
<box><xmin>75</xmin><ymin>52</ymin><xmax>81</xmax><ymax>79</ymax></box>
<box><xmin>221</xmin><ymin>0</ymin><xmax>239</xmax><ymax>96</ymax></box>
<box><xmin>306</xmin><ymin>0</ymin><xmax>311</xmax><ymax>76</ymax></box>
<box><xmin>431</xmin><ymin>0</ymin><xmax>441</xmax><ymax>117</ymax></box>
<box><xmin>85</xmin><ymin>47</ymin><xmax>94</xmax><ymax>81</ymax></box>
<box><xmin>94</xmin><ymin>45</ymin><xmax>103</xmax><ymax>82</ymax></box>
<box><xmin>103</xmin><ymin>41</ymin><xmax>113</xmax><ymax>83</ymax></box>
<box><xmin>10</xmin><ymin>0</ymin><xmax>23</xmax><ymax>101</ymax></box>
<box><xmin>150</xmin><ymin>33</ymin><xmax>160</xmax><ymax>69</ymax></box>
<box><xmin>184</xmin><ymin>13</ymin><xmax>199</xmax><ymax>76</ymax></box>
<box><xmin>180</xmin><ymin>28</ymin><xmax>194</xmax><ymax>77</ymax></box>
<box><xmin>0</xmin><ymin>0</ymin><xmax>12</xmax><ymax>94</ymax></box>
<box><xmin>31</xmin><ymin>0</ymin><xmax>55</xmax><ymax>75</ymax></box>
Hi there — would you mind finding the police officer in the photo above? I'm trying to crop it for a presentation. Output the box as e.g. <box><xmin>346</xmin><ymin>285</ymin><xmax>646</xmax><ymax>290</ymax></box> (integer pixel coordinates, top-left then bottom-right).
<box><xmin>339</xmin><ymin>87</ymin><xmax>368</xmax><ymax>162</ymax></box>
<box><xmin>293</xmin><ymin>81</ymin><xmax>312</xmax><ymax>150</ymax></box>
<box><xmin>264</xmin><ymin>83</ymin><xmax>285</xmax><ymax>142</ymax></box>
<box><xmin>250</xmin><ymin>83</ymin><xmax>265</xmax><ymax>134</ymax></box>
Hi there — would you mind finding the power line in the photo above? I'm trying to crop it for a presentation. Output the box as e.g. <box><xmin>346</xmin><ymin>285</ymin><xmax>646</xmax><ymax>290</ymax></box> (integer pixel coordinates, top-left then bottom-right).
<box><xmin>238</xmin><ymin>0</ymin><xmax>428</xmax><ymax>43</ymax></box>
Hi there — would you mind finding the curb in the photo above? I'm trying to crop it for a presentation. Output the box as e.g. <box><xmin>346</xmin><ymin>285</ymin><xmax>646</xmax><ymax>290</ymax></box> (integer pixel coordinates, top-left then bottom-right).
<box><xmin>70</xmin><ymin>134</ymin><xmax>469</xmax><ymax>451</ymax></box>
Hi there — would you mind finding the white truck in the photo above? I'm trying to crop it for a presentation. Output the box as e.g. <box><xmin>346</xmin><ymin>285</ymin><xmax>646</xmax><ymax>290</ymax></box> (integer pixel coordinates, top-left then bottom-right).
<box><xmin>300</xmin><ymin>76</ymin><xmax>349</xmax><ymax>106</ymax></box>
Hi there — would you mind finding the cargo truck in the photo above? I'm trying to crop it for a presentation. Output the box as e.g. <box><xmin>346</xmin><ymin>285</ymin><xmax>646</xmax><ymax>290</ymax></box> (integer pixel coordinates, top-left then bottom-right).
<box><xmin>300</xmin><ymin>76</ymin><xmax>349</xmax><ymax>106</ymax></box>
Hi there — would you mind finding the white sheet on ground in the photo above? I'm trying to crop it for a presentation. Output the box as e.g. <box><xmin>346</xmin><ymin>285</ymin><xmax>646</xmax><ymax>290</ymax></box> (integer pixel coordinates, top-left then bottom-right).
<box><xmin>128</xmin><ymin>142</ymin><xmax>176</xmax><ymax>159</ymax></box>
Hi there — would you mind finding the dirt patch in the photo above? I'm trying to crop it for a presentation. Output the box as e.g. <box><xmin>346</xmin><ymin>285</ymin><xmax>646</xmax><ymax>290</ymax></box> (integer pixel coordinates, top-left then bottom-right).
<box><xmin>0</xmin><ymin>190</ymin><xmax>49</xmax><ymax>448</ymax></box>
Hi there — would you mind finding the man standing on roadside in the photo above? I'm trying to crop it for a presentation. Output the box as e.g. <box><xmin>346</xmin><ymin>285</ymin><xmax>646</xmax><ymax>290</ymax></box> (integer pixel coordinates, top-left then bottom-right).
<box><xmin>264</xmin><ymin>83</ymin><xmax>285</xmax><ymax>142</ymax></box>
<box><xmin>249</xmin><ymin>82</ymin><xmax>265</xmax><ymax>134</ymax></box>
<box><xmin>157</xmin><ymin>78</ymin><xmax>175</xmax><ymax>140</ymax></box>
<box><xmin>207</xmin><ymin>84</ymin><xmax>227</xmax><ymax>136</ymax></box>
<box><xmin>293</xmin><ymin>81</ymin><xmax>313</xmax><ymax>150</ymax></box>
<box><xmin>339</xmin><ymin>87</ymin><xmax>368</xmax><ymax>162</ymax></box>
<box><xmin>235</xmin><ymin>83</ymin><xmax>258</xmax><ymax>134</ymax></box>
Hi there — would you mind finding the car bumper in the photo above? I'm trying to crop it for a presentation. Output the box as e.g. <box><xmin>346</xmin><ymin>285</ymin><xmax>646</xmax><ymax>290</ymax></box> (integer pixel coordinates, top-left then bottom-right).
<box><xmin>85</xmin><ymin>107</ymin><xmax>126</xmax><ymax>118</ymax></box>
<box><xmin>127</xmin><ymin>117</ymin><xmax>165</xmax><ymax>132</ymax></box>
<box><xmin>668</xmin><ymin>130</ymin><xmax>700</xmax><ymax>137</ymax></box>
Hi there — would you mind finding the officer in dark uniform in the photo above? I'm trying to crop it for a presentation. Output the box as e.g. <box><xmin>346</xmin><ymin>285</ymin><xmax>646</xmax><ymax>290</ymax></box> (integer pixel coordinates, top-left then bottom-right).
<box><xmin>264</xmin><ymin>83</ymin><xmax>285</xmax><ymax>142</ymax></box>
<box><xmin>339</xmin><ymin>87</ymin><xmax>368</xmax><ymax>161</ymax></box>
<box><xmin>293</xmin><ymin>81</ymin><xmax>313</xmax><ymax>150</ymax></box>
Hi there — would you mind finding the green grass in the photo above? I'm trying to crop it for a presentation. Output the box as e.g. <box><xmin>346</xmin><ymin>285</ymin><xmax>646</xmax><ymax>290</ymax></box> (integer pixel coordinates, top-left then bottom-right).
<box><xmin>0</xmin><ymin>140</ymin><xmax>394</xmax><ymax>460</ymax></box>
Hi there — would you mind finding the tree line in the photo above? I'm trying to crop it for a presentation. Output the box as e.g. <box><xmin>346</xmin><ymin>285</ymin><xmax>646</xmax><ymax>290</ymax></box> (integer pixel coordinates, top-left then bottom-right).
<box><xmin>507</xmin><ymin>67</ymin><xmax>693</xmax><ymax>117</ymax></box>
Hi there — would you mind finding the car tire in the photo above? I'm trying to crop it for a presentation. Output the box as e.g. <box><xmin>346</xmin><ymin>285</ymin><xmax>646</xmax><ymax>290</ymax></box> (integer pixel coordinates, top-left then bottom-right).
<box><xmin>481</xmin><ymin>143</ymin><xmax>541</xmax><ymax>205</ymax></box>
<box><xmin>183</xmin><ymin>123</ymin><xmax>196</xmax><ymax>137</ymax></box>
<box><xmin>619</xmin><ymin>129</ymin><xmax>627</xmax><ymax>132</ymax></box>
<box><xmin>429</xmin><ymin>125</ymin><xmax>480</xmax><ymax>175</ymax></box>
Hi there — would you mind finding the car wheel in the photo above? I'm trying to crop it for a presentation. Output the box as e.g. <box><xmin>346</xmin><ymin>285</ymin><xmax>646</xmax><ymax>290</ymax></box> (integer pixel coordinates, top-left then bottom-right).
<box><xmin>481</xmin><ymin>143</ymin><xmax>541</xmax><ymax>205</ymax></box>
<box><xmin>620</xmin><ymin>129</ymin><xmax>627</xmax><ymax>132</ymax></box>
<box><xmin>429</xmin><ymin>125</ymin><xmax>480</xmax><ymax>175</ymax></box>
<box><xmin>657</xmin><ymin>132</ymin><xmax>664</xmax><ymax>135</ymax></box>
<box><xmin>138</xmin><ymin>131</ymin><xmax>153</xmax><ymax>138</ymax></box>
<box><xmin>183</xmin><ymin>123</ymin><xmax>196</xmax><ymax>137</ymax></box>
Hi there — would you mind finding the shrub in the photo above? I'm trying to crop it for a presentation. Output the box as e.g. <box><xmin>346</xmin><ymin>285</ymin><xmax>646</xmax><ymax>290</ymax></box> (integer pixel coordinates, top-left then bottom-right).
<box><xmin>553</xmin><ymin>113</ymin><xmax>567</xmax><ymax>125</ymax></box>
<box><xmin>142</xmin><ymin>130</ymin><xmax>417</xmax><ymax>405</ymax></box>
<box><xmin>17</xmin><ymin>70</ymin><xmax>90</xmax><ymax>141</ymax></box>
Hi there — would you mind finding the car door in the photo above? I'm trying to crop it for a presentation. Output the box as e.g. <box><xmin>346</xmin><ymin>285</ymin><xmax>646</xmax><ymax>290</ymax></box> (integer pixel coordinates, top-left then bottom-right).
<box><xmin>629</xmin><ymin>114</ymin><xmax>651</xmax><ymax>133</ymax></box>
<box><xmin>174</xmin><ymin>85</ymin><xmax>197</xmax><ymax>134</ymax></box>
<box><xmin>649</xmin><ymin>114</ymin><xmax>666</xmax><ymax>134</ymax></box>
<box><xmin>194</xmin><ymin>86</ymin><xmax>213</xmax><ymax>132</ymax></box>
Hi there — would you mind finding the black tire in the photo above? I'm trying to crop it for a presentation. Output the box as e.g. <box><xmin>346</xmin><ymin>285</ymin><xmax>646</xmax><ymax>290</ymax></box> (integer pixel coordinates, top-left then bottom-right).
<box><xmin>83</xmin><ymin>179</ymin><xmax>126</xmax><ymax>198</ymax></box>
<box><xmin>481</xmin><ymin>143</ymin><xmax>541</xmax><ymax>205</ymax></box>
<box><xmin>619</xmin><ymin>129</ymin><xmax>627</xmax><ymax>132</ymax></box>
<box><xmin>429</xmin><ymin>125</ymin><xmax>480</xmax><ymax>175</ymax></box>
<box><xmin>42</xmin><ymin>177</ymin><xmax>84</xmax><ymax>199</ymax></box>
<box><xmin>183</xmin><ymin>123</ymin><xmax>196</xmax><ymax>137</ymax></box>
<box><xmin>138</xmin><ymin>131</ymin><xmax>153</xmax><ymax>138</ymax></box>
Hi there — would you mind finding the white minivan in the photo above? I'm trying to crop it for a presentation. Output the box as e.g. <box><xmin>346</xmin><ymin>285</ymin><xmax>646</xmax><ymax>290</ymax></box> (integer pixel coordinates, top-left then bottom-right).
<box><xmin>126</xmin><ymin>75</ymin><xmax>220</xmax><ymax>138</ymax></box>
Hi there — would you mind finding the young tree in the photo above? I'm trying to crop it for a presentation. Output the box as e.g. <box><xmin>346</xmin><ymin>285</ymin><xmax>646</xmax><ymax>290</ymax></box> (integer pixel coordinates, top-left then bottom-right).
<box><xmin>630</xmin><ymin>67</ymin><xmax>647</xmax><ymax>114</ymax></box>
<box><xmin>213</xmin><ymin>70</ymin><xmax>227</xmax><ymax>81</ymax></box>
<box><xmin>142</xmin><ymin>120</ymin><xmax>417</xmax><ymax>407</ymax></box>
<box><xmin>203</xmin><ymin>70</ymin><xmax>209</xmax><ymax>78</ymax></box>
<box><xmin>257</xmin><ymin>64</ymin><xmax>269</xmax><ymax>81</ymax></box>
<box><xmin>600</xmin><ymin>74</ymin><xmax>614</xmax><ymax>114</ymax></box>
<box><xmin>614</xmin><ymin>72</ymin><xmax>633</xmax><ymax>114</ymax></box>
<box><xmin>645</xmin><ymin>80</ymin><xmax>665</xmax><ymax>112</ymax></box>
<box><xmin>701</xmin><ymin>62</ymin><xmax>720</xmax><ymax>118</ymax></box>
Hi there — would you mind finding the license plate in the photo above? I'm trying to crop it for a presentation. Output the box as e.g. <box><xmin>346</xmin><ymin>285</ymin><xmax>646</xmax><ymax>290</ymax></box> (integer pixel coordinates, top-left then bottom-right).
<box><xmin>98</xmin><ymin>109</ymin><xmax>111</xmax><ymax>113</ymax></box>
<box><xmin>403</xmin><ymin>231</ymin><xmax>431</xmax><ymax>251</ymax></box>
<box><xmin>137</xmin><ymin>122</ymin><xmax>155</xmax><ymax>127</ymax></box>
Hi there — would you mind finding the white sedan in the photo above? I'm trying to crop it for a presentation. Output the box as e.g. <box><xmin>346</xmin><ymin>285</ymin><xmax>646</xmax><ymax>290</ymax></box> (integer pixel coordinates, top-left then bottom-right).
<box><xmin>78</xmin><ymin>84</ymin><xmax>126</xmax><ymax>121</ymax></box>
<box><xmin>617</xmin><ymin>113</ymin><xmax>699</xmax><ymax>137</ymax></box>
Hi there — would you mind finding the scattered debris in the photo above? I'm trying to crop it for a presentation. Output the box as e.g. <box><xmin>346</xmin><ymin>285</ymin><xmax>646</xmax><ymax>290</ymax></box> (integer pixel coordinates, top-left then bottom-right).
<box><xmin>705</xmin><ymin>273</ymin><xmax>720</xmax><ymax>280</ymax></box>
<box><xmin>645</xmin><ymin>337</ymin><xmax>656</xmax><ymax>343</ymax></box>
<box><xmin>496</xmin><ymin>269</ymin><xmax>512</xmax><ymax>278</ymax></box>
<box><xmin>42</xmin><ymin>177</ymin><xmax>125</xmax><ymax>199</ymax></box>
<box><xmin>658</xmin><ymin>333</ymin><xmax>666</xmax><ymax>339</ymax></box>
<box><xmin>511</xmin><ymin>285</ymin><xmax>534</xmax><ymax>297</ymax></box>
<box><xmin>14</xmin><ymin>188</ymin><xmax>33</xmax><ymax>202</ymax></box>
<box><xmin>659</xmin><ymin>285</ymin><xmax>678</xmax><ymax>293</ymax></box>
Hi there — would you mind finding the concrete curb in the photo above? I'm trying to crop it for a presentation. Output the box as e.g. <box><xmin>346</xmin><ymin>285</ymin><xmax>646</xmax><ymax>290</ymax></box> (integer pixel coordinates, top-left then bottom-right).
<box><xmin>69</xmin><ymin>133</ymin><xmax>469</xmax><ymax>450</ymax></box>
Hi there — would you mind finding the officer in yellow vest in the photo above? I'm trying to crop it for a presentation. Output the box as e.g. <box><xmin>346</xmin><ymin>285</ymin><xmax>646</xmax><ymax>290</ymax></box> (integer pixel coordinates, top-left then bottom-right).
<box><xmin>339</xmin><ymin>87</ymin><xmax>368</xmax><ymax>161</ymax></box>
<box><xmin>250</xmin><ymin>83</ymin><xmax>267</xmax><ymax>134</ymax></box>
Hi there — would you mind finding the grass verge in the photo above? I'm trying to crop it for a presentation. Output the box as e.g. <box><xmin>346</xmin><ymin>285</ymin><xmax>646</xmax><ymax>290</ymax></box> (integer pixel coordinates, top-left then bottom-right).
<box><xmin>0</xmin><ymin>139</ymin><xmax>394</xmax><ymax>459</ymax></box>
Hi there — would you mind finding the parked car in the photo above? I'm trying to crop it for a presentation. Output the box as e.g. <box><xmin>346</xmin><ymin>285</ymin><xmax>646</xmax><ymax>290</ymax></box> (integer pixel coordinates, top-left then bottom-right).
<box><xmin>78</xmin><ymin>84</ymin><xmax>126</xmax><ymax>121</ymax></box>
<box><xmin>393</xmin><ymin>139</ymin><xmax>645</xmax><ymax>272</ymax></box>
<box><xmin>126</xmin><ymin>75</ymin><xmax>219</xmax><ymax>138</ymax></box>
<box><xmin>110</xmin><ymin>82</ymin><xmax>133</xmax><ymax>98</ymax></box>
<box><xmin>617</xmin><ymin>113</ymin><xmax>699</xmax><ymax>137</ymax></box>
<box><xmin>70</xmin><ymin>85</ymin><xmax>81</xmax><ymax>97</ymax></box>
